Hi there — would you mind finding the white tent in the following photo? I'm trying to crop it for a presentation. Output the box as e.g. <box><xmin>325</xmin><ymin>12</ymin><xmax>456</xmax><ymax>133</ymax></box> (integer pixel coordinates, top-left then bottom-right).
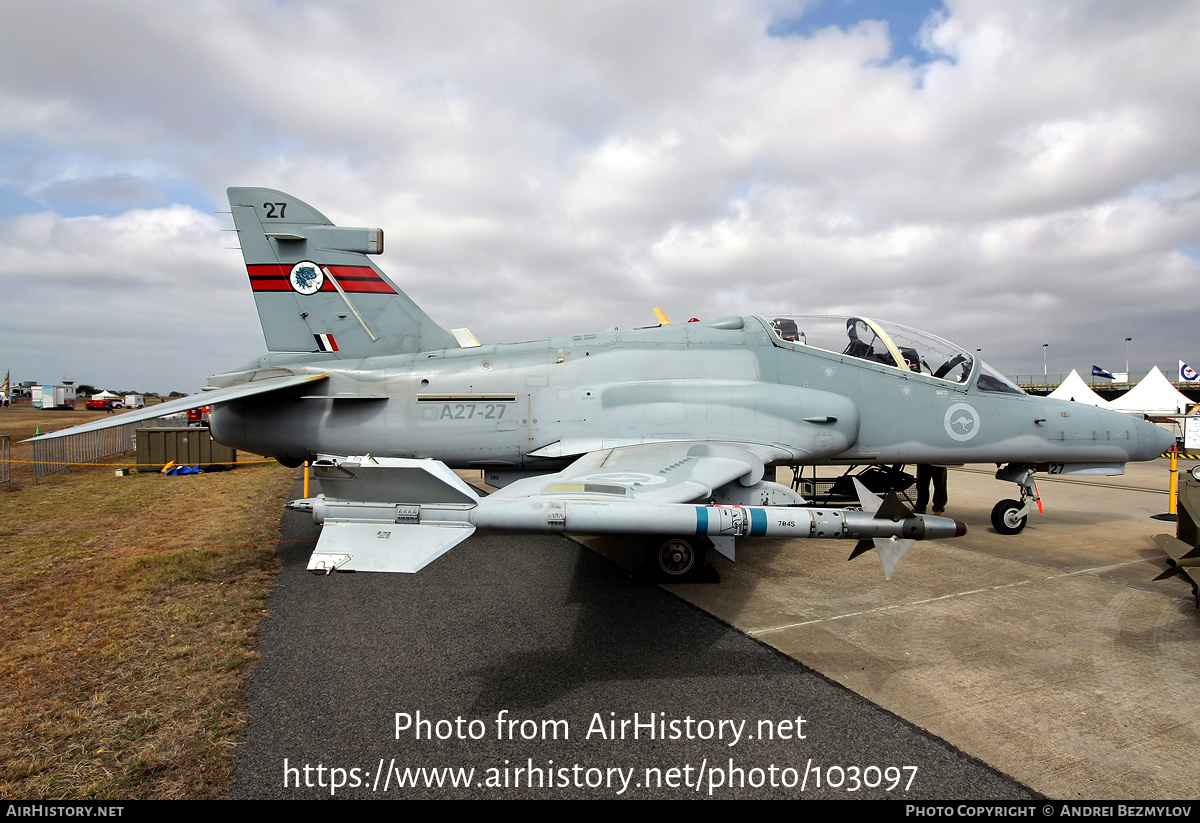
<box><xmin>1109</xmin><ymin>366</ymin><xmax>1192</xmax><ymax>415</ymax></box>
<box><xmin>91</xmin><ymin>390</ymin><xmax>120</xmax><ymax>400</ymax></box>
<box><xmin>1048</xmin><ymin>369</ymin><xmax>1111</xmax><ymax>408</ymax></box>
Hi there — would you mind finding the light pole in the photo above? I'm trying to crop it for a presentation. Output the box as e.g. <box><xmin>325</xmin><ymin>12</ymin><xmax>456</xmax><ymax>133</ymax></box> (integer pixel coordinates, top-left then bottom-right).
<box><xmin>1042</xmin><ymin>343</ymin><xmax>1048</xmax><ymax>381</ymax></box>
<box><xmin>1125</xmin><ymin>337</ymin><xmax>1132</xmax><ymax>379</ymax></box>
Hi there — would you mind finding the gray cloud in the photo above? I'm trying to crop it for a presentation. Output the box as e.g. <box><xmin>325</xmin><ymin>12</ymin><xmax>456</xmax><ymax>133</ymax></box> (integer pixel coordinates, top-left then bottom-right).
<box><xmin>0</xmin><ymin>0</ymin><xmax>1197</xmax><ymax>393</ymax></box>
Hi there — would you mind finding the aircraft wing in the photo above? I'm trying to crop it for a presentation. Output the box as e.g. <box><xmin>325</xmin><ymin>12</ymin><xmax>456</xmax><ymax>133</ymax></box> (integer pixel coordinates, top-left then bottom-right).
<box><xmin>27</xmin><ymin>374</ymin><xmax>327</xmax><ymax>440</ymax></box>
<box><xmin>302</xmin><ymin>441</ymin><xmax>795</xmax><ymax>574</ymax></box>
<box><xmin>297</xmin><ymin>442</ymin><xmax>965</xmax><ymax>575</ymax></box>
<box><xmin>486</xmin><ymin>441</ymin><xmax>795</xmax><ymax>505</ymax></box>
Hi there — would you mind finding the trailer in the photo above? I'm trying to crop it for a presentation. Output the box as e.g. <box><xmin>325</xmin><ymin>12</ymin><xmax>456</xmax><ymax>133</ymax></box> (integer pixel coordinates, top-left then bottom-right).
<box><xmin>33</xmin><ymin>385</ymin><xmax>76</xmax><ymax>410</ymax></box>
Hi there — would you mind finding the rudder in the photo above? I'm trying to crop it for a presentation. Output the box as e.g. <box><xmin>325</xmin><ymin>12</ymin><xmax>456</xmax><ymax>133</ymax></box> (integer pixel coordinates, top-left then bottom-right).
<box><xmin>228</xmin><ymin>187</ymin><xmax>459</xmax><ymax>356</ymax></box>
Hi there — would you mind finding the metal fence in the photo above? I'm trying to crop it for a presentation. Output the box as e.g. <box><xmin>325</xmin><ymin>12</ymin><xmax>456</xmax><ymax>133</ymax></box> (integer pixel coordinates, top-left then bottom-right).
<box><xmin>137</xmin><ymin>414</ymin><xmax>190</xmax><ymax>428</ymax></box>
<box><xmin>1</xmin><ymin>435</ymin><xmax>9</xmax><ymax>486</ymax></box>
<box><xmin>32</xmin><ymin>423</ymin><xmax>139</xmax><ymax>484</ymax></box>
<box><xmin>1013</xmin><ymin>371</ymin><xmax>1198</xmax><ymax>392</ymax></box>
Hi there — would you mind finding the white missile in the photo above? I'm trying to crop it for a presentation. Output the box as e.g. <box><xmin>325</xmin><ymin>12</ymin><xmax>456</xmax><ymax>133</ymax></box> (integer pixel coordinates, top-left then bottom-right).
<box><xmin>295</xmin><ymin>495</ymin><xmax>963</xmax><ymax>541</ymax></box>
<box><xmin>285</xmin><ymin>458</ymin><xmax>965</xmax><ymax>576</ymax></box>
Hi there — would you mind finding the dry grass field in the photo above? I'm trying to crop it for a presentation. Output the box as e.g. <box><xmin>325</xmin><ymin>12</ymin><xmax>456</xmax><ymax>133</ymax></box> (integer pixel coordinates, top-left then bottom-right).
<box><xmin>0</xmin><ymin>406</ymin><xmax>295</xmax><ymax>798</ymax></box>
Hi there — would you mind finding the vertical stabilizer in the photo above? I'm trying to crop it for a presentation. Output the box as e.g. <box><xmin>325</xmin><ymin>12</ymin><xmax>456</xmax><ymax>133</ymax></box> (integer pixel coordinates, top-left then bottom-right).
<box><xmin>228</xmin><ymin>187</ymin><xmax>459</xmax><ymax>356</ymax></box>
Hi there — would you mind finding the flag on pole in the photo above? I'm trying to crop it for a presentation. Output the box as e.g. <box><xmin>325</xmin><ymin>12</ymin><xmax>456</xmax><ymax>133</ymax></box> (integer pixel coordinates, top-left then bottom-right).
<box><xmin>0</xmin><ymin>370</ymin><xmax>8</xmax><ymax>398</ymax></box>
<box><xmin>1180</xmin><ymin>361</ymin><xmax>1198</xmax><ymax>382</ymax></box>
<box><xmin>1091</xmin><ymin>365</ymin><xmax>1114</xmax><ymax>380</ymax></box>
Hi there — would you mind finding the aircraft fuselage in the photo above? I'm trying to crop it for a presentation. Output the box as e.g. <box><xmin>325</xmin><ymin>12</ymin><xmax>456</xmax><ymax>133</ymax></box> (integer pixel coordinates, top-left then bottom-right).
<box><xmin>207</xmin><ymin>315</ymin><xmax>1168</xmax><ymax>471</ymax></box>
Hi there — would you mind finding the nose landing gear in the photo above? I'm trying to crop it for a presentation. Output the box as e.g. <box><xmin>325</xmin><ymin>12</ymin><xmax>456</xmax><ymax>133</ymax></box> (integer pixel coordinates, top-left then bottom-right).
<box><xmin>992</xmin><ymin>463</ymin><xmax>1040</xmax><ymax>535</ymax></box>
<box><xmin>991</xmin><ymin>498</ymin><xmax>1029</xmax><ymax>534</ymax></box>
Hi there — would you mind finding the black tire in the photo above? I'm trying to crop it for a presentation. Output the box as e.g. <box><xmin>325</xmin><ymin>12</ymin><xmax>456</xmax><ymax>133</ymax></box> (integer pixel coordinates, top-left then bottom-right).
<box><xmin>647</xmin><ymin>536</ymin><xmax>705</xmax><ymax>580</ymax></box>
<box><xmin>991</xmin><ymin>499</ymin><xmax>1028</xmax><ymax>535</ymax></box>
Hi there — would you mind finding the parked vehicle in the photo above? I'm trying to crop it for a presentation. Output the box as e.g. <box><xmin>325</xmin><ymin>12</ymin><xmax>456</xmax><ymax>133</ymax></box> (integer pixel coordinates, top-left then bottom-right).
<box><xmin>186</xmin><ymin>405</ymin><xmax>211</xmax><ymax>425</ymax></box>
<box><xmin>34</xmin><ymin>385</ymin><xmax>76</xmax><ymax>410</ymax></box>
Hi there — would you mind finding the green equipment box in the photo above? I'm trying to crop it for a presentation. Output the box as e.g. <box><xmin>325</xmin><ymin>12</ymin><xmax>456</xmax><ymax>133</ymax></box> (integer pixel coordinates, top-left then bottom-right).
<box><xmin>136</xmin><ymin>427</ymin><xmax>236</xmax><ymax>470</ymax></box>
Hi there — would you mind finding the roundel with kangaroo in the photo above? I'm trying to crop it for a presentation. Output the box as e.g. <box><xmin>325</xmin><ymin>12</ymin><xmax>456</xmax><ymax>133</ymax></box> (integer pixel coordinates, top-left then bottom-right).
<box><xmin>944</xmin><ymin>402</ymin><xmax>980</xmax><ymax>442</ymax></box>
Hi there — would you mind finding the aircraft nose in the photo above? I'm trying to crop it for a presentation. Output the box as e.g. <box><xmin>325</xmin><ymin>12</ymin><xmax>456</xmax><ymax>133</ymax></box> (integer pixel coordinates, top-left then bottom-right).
<box><xmin>1135</xmin><ymin>418</ymin><xmax>1176</xmax><ymax>460</ymax></box>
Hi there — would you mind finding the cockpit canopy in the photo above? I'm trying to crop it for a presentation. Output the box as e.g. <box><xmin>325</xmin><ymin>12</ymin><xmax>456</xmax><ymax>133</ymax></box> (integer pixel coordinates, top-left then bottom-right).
<box><xmin>763</xmin><ymin>315</ymin><xmax>1024</xmax><ymax>394</ymax></box>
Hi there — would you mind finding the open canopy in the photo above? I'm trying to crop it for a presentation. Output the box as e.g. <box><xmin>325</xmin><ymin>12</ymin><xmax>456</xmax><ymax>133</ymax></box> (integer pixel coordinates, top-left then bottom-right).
<box><xmin>763</xmin><ymin>315</ymin><xmax>1025</xmax><ymax>395</ymax></box>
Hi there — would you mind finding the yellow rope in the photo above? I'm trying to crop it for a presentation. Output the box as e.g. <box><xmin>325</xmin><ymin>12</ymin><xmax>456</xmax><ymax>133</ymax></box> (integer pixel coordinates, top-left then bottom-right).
<box><xmin>1</xmin><ymin>458</ymin><xmax>278</xmax><ymax>467</ymax></box>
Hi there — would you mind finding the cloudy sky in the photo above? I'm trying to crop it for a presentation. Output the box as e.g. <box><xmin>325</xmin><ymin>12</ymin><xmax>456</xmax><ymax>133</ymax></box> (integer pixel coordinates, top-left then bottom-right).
<box><xmin>2</xmin><ymin>0</ymin><xmax>1198</xmax><ymax>393</ymax></box>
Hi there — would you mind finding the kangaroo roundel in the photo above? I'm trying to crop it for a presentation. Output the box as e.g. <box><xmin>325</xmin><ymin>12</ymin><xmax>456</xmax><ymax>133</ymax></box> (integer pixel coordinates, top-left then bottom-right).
<box><xmin>289</xmin><ymin>261</ymin><xmax>324</xmax><ymax>295</ymax></box>
<box><xmin>944</xmin><ymin>403</ymin><xmax>980</xmax><ymax>442</ymax></box>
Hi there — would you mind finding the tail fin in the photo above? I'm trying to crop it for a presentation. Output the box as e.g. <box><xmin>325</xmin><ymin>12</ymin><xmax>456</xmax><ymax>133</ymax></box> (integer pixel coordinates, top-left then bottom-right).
<box><xmin>228</xmin><ymin>187</ymin><xmax>459</xmax><ymax>356</ymax></box>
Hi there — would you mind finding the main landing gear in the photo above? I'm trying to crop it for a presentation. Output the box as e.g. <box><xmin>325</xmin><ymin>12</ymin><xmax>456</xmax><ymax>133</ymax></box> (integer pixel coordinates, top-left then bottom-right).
<box><xmin>992</xmin><ymin>463</ymin><xmax>1040</xmax><ymax>535</ymax></box>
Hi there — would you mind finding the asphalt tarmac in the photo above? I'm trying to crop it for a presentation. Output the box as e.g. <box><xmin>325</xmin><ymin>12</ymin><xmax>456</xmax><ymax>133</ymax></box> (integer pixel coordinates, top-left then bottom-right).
<box><xmin>229</xmin><ymin>478</ymin><xmax>1033</xmax><ymax>799</ymax></box>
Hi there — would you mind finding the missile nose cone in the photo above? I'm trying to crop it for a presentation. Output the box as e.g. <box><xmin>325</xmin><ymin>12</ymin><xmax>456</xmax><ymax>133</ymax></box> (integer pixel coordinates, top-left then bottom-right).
<box><xmin>955</xmin><ymin>519</ymin><xmax>968</xmax><ymax>536</ymax></box>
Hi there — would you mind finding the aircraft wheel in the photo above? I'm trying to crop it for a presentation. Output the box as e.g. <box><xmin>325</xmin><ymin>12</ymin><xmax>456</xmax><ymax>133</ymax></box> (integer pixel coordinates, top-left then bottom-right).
<box><xmin>991</xmin><ymin>499</ymin><xmax>1028</xmax><ymax>535</ymax></box>
<box><xmin>647</xmin><ymin>536</ymin><xmax>705</xmax><ymax>581</ymax></box>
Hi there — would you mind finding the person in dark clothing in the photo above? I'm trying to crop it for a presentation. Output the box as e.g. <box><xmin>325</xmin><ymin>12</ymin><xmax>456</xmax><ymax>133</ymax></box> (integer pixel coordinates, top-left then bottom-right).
<box><xmin>914</xmin><ymin>464</ymin><xmax>947</xmax><ymax>515</ymax></box>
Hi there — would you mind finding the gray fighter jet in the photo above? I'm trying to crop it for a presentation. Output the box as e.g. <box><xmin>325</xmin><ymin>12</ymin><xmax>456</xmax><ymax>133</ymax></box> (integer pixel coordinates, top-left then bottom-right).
<box><xmin>37</xmin><ymin>188</ymin><xmax>1175</xmax><ymax>580</ymax></box>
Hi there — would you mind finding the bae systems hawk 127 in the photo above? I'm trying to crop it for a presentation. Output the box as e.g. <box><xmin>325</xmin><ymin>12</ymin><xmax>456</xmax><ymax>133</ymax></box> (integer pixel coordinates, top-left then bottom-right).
<box><xmin>37</xmin><ymin>188</ymin><xmax>1175</xmax><ymax>580</ymax></box>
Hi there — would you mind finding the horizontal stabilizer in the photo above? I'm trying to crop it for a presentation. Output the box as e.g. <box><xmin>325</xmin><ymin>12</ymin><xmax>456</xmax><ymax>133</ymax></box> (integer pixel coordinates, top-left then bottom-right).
<box><xmin>308</xmin><ymin>520</ymin><xmax>476</xmax><ymax>573</ymax></box>
<box><xmin>312</xmin><ymin>455</ymin><xmax>481</xmax><ymax>505</ymax></box>
<box><xmin>27</xmin><ymin>374</ymin><xmax>326</xmax><ymax>441</ymax></box>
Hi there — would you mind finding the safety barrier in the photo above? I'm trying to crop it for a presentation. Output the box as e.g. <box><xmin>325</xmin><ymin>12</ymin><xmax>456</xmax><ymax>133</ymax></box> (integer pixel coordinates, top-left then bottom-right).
<box><xmin>32</xmin><ymin>423</ymin><xmax>139</xmax><ymax>485</ymax></box>
<box><xmin>137</xmin><ymin>414</ymin><xmax>190</xmax><ymax>428</ymax></box>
